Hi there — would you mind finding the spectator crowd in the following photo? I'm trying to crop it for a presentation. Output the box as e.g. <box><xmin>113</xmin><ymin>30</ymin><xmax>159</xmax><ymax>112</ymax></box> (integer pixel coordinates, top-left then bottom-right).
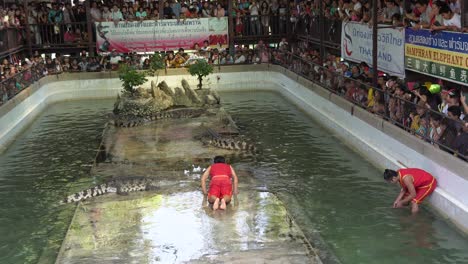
<box><xmin>0</xmin><ymin>0</ymin><xmax>467</xmax><ymax>159</ymax></box>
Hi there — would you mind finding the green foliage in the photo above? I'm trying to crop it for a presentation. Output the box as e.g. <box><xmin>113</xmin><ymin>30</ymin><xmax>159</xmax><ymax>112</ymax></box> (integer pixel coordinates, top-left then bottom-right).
<box><xmin>187</xmin><ymin>59</ymin><xmax>213</xmax><ymax>89</ymax></box>
<box><xmin>146</xmin><ymin>52</ymin><xmax>165</xmax><ymax>77</ymax></box>
<box><xmin>118</xmin><ymin>64</ymin><xmax>147</xmax><ymax>96</ymax></box>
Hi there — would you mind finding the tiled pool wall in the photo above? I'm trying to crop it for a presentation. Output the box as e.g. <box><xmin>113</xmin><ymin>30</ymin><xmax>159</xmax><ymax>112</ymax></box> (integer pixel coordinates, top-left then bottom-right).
<box><xmin>1</xmin><ymin>65</ymin><xmax>467</xmax><ymax>234</ymax></box>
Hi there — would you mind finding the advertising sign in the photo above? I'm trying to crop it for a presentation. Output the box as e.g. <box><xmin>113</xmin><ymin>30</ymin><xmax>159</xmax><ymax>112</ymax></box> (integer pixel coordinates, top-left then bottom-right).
<box><xmin>341</xmin><ymin>22</ymin><xmax>405</xmax><ymax>78</ymax></box>
<box><xmin>96</xmin><ymin>18</ymin><xmax>228</xmax><ymax>53</ymax></box>
<box><xmin>405</xmin><ymin>28</ymin><xmax>468</xmax><ymax>85</ymax></box>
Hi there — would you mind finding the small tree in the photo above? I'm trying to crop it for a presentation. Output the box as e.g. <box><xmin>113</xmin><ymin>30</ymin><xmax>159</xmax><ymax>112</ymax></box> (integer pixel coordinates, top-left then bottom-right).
<box><xmin>118</xmin><ymin>64</ymin><xmax>147</xmax><ymax>96</ymax></box>
<box><xmin>188</xmin><ymin>59</ymin><xmax>213</xmax><ymax>90</ymax></box>
<box><xmin>146</xmin><ymin>52</ymin><xmax>165</xmax><ymax>84</ymax></box>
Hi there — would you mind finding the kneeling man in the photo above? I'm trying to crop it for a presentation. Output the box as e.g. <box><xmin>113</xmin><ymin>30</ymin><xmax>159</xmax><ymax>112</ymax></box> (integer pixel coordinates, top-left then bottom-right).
<box><xmin>384</xmin><ymin>168</ymin><xmax>437</xmax><ymax>214</ymax></box>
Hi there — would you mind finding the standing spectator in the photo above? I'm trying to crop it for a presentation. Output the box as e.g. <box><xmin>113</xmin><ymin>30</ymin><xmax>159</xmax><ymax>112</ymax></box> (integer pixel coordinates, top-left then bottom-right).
<box><xmin>269</xmin><ymin>0</ymin><xmax>279</xmax><ymax>35</ymax></box>
<box><xmin>413</xmin><ymin>0</ymin><xmax>434</xmax><ymax>30</ymax></box>
<box><xmin>249</xmin><ymin>1</ymin><xmax>261</xmax><ymax>35</ymax></box>
<box><xmin>163</xmin><ymin>1</ymin><xmax>173</xmax><ymax>19</ymax></box>
<box><xmin>431</xmin><ymin>5</ymin><xmax>461</xmax><ymax>31</ymax></box>
<box><xmin>448</xmin><ymin>0</ymin><xmax>461</xmax><ymax>15</ymax></box>
<box><xmin>171</xmin><ymin>0</ymin><xmax>182</xmax><ymax>21</ymax></box>
<box><xmin>63</xmin><ymin>3</ymin><xmax>76</xmax><ymax>26</ymax></box>
<box><xmin>90</xmin><ymin>2</ymin><xmax>102</xmax><ymax>23</ymax></box>
<box><xmin>453</xmin><ymin>119</ymin><xmax>468</xmax><ymax>158</ymax></box>
<box><xmin>110</xmin><ymin>5</ymin><xmax>124</xmax><ymax>25</ymax></box>
<box><xmin>214</xmin><ymin>3</ymin><xmax>225</xmax><ymax>19</ymax></box>
<box><xmin>380</xmin><ymin>0</ymin><xmax>400</xmax><ymax>24</ymax></box>
<box><xmin>102</xmin><ymin>6</ymin><xmax>112</xmax><ymax>21</ymax></box>
<box><xmin>201</xmin><ymin>2</ymin><xmax>212</xmax><ymax>17</ymax></box>
<box><xmin>149</xmin><ymin>8</ymin><xmax>159</xmax><ymax>20</ymax></box>
<box><xmin>260</xmin><ymin>1</ymin><xmax>270</xmax><ymax>35</ymax></box>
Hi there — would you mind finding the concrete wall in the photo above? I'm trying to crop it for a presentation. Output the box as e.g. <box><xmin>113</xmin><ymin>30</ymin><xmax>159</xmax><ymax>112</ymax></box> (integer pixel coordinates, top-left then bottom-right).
<box><xmin>0</xmin><ymin>65</ymin><xmax>467</xmax><ymax>234</ymax></box>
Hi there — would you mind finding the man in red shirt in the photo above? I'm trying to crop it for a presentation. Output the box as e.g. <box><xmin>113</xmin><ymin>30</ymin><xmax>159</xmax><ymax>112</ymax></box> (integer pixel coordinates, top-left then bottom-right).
<box><xmin>201</xmin><ymin>156</ymin><xmax>239</xmax><ymax>210</ymax></box>
<box><xmin>384</xmin><ymin>168</ymin><xmax>437</xmax><ymax>214</ymax></box>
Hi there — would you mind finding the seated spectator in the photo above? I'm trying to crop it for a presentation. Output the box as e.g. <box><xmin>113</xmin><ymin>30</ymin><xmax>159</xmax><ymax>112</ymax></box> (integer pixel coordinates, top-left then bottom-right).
<box><xmin>136</xmin><ymin>7</ymin><xmax>147</xmax><ymax>21</ymax></box>
<box><xmin>70</xmin><ymin>59</ymin><xmax>80</xmax><ymax>72</ymax></box>
<box><xmin>88</xmin><ymin>57</ymin><xmax>100</xmax><ymax>71</ymax></box>
<box><xmin>234</xmin><ymin>51</ymin><xmax>246</xmax><ymax>64</ymax></box>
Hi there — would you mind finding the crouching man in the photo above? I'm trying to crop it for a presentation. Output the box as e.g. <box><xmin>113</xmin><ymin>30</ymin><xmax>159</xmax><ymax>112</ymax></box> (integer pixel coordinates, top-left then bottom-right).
<box><xmin>384</xmin><ymin>168</ymin><xmax>437</xmax><ymax>214</ymax></box>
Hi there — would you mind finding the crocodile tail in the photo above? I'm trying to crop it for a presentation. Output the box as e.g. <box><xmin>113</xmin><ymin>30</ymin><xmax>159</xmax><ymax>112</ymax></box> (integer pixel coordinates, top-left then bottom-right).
<box><xmin>62</xmin><ymin>184</ymin><xmax>115</xmax><ymax>203</ymax></box>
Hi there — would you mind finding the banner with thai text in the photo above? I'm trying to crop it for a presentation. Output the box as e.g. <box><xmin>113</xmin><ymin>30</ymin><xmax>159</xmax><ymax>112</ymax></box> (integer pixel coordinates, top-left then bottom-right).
<box><xmin>341</xmin><ymin>22</ymin><xmax>405</xmax><ymax>78</ymax></box>
<box><xmin>405</xmin><ymin>28</ymin><xmax>468</xmax><ymax>85</ymax></box>
<box><xmin>95</xmin><ymin>18</ymin><xmax>228</xmax><ymax>53</ymax></box>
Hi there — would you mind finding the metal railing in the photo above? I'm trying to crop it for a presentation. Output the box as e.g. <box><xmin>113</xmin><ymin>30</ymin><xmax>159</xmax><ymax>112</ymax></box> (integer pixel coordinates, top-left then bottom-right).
<box><xmin>28</xmin><ymin>22</ymin><xmax>90</xmax><ymax>48</ymax></box>
<box><xmin>295</xmin><ymin>16</ymin><xmax>342</xmax><ymax>49</ymax></box>
<box><xmin>0</xmin><ymin>27</ymin><xmax>26</xmax><ymax>56</ymax></box>
<box><xmin>275</xmin><ymin>50</ymin><xmax>467</xmax><ymax>161</ymax></box>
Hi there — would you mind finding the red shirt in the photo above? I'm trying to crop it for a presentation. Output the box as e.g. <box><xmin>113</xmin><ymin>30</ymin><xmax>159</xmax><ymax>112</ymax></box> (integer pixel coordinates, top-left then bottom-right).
<box><xmin>210</xmin><ymin>163</ymin><xmax>232</xmax><ymax>178</ymax></box>
<box><xmin>398</xmin><ymin>168</ymin><xmax>435</xmax><ymax>189</ymax></box>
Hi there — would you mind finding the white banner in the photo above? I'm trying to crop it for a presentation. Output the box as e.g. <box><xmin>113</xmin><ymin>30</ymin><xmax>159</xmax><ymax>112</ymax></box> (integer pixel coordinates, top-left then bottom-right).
<box><xmin>341</xmin><ymin>22</ymin><xmax>405</xmax><ymax>78</ymax></box>
<box><xmin>96</xmin><ymin>17</ymin><xmax>228</xmax><ymax>53</ymax></box>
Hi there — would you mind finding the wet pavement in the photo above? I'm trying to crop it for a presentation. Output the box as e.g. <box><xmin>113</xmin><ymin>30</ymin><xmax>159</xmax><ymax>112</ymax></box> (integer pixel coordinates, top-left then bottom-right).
<box><xmin>56</xmin><ymin>107</ymin><xmax>321</xmax><ymax>264</ymax></box>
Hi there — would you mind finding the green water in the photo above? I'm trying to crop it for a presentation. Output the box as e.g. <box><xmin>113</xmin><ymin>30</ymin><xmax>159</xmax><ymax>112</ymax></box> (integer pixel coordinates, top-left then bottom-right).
<box><xmin>0</xmin><ymin>100</ymin><xmax>114</xmax><ymax>264</ymax></box>
<box><xmin>0</xmin><ymin>92</ymin><xmax>467</xmax><ymax>264</ymax></box>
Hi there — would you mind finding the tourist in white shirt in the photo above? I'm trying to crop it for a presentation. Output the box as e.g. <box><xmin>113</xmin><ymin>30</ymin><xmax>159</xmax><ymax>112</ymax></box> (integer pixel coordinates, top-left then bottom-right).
<box><xmin>110</xmin><ymin>5</ymin><xmax>124</xmax><ymax>25</ymax></box>
<box><xmin>102</xmin><ymin>6</ymin><xmax>112</xmax><ymax>21</ymax></box>
<box><xmin>431</xmin><ymin>5</ymin><xmax>461</xmax><ymax>31</ymax></box>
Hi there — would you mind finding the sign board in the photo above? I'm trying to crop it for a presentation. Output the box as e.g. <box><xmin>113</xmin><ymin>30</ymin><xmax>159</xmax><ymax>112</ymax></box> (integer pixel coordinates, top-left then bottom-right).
<box><xmin>405</xmin><ymin>28</ymin><xmax>468</xmax><ymax>85</ymax></box>
<box><xmin>341</xmin><ymin>22</ymin><xmax>405</xmax><ymax>78</ymax></box>
<box><xmin>96</xmin><ymin>18</ymin><xmax>228</xmax><ymax>53</ymax></box>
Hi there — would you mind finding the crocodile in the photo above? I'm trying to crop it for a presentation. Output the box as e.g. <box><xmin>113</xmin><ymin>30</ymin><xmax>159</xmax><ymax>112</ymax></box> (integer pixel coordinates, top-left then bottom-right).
<box><xmin>111</xmin><ymin>108</ymin><xmax>208</xmax><ymax>128</ymax></box>
<box><xmin>199</xmin><ymin>128</ymin><xmax>257</xmax><ymax>153</ymax></box>
<box><xmin>62</xmin><ymin>176</ymin><xmax>160</xmax><ymax>203</ymax></box>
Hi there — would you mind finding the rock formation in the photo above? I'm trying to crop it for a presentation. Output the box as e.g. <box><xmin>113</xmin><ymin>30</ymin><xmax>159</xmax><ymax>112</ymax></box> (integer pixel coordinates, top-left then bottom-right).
<box><xmin>113</xmin><ymin>79</ymin><xmax>220</xmax><ymax>117</ymax></box>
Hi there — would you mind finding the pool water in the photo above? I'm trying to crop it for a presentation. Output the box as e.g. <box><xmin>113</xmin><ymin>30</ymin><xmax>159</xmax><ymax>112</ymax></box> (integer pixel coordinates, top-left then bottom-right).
<box><xmin>0</xmin><ymin>91</ymin><xmax>467</xmax><ymax>263</ymax></box>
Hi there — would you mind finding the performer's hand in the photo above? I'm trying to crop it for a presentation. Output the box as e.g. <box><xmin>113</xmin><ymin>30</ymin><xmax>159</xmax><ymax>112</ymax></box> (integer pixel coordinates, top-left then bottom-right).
<box><xmin>394</xmin><ymin>201</ymin><xmax>404</xmax><ymax>208</ymax></box>
<box><xmin>234</xmin><ymin>189</ymin><xmax>239</xmax><ymax>195</ymax></box>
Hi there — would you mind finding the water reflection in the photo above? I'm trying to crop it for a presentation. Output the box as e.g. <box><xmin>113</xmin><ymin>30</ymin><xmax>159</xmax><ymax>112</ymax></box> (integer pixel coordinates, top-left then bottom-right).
<box><xmin>221</xmin><ymin>91</ymin><xmax>468</xmax><ymax>264</ymax></box>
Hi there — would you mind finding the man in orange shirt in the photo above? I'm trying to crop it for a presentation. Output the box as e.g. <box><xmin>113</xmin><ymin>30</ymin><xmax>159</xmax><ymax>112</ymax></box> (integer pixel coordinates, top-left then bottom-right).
<box><xmin>384</xmin><ymin>168</ymin><xmax>437</xmax><ymax>214</ymax></box>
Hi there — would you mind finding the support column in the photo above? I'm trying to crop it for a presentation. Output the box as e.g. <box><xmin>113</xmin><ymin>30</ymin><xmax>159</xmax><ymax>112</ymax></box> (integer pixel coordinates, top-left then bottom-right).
<box><xmin>23</xmin><ymin>0</ymin><xmax>33</xmax><ymax>56</ymax></box>
<box><xmin>159</xmin><ymin>0</ymin><xmax>164</xmax><ymax>19</ymax></box>
<box><xmin>319</xmin><ymin>0</ymin><xmax>324</xmax><ymax>64</ymax></box>
<box><xmin>86</xmin><ymin>0</ymin><xmax>94</xmax><ymax>55</ymax></box>
<box><xmin>228</xmin><ymin>0</ymin><xmax>234</xmax><ymax>56</ymax></box>
<box><xmin>372</xmin><ymin>0</ymin><xmax>378</xmax><ymax>88</ymax></box>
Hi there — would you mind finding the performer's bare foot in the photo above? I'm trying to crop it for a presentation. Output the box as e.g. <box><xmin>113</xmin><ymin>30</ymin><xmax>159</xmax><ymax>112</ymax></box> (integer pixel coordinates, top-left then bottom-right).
<box><xmin>220</xmin><ymin>198</ymin><xmax>227</xmax><ymax>210</ymax></box>
<box><xmin>213</xmin><ymin>197</ymin><xmax>220</xmax><ymax>210</ymax></box>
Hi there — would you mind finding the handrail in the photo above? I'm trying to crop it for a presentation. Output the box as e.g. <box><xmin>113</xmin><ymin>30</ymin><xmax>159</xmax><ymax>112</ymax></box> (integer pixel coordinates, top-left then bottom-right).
<box><xmin>275</xmin><ymin>50</ymin><xmax>467</xmax><ymax>161</ymax></box>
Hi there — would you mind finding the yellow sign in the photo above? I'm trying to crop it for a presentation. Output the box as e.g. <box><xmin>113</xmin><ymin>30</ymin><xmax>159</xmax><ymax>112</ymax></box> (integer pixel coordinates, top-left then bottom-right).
<box><xmin>405</xmin><ymin>44</ymin><xmax>468</xmax><ymax>69</ymax></box>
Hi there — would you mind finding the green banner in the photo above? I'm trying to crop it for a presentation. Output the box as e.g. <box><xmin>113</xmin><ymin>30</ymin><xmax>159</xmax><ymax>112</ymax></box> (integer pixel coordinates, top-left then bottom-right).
<box><xmin>405</xmin><ymin>57</ymin><xmax>468</xmax><ymax>85</ymax></box>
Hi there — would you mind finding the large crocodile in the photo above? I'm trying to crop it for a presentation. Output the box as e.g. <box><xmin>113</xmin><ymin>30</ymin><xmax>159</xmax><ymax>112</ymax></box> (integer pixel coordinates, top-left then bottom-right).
<box><xmin>199</xmin><ymin>128</ymin><xmax>257</xmax><ymax>153</ymax></box>
<box><xmin>62</xmin><ymin>176</ymin><xmax>160</xmax><ymax>203</ymax></box>
<box><xmin>111</xmin><ymin>108</ymin><xmax>209</xmax><ymax>128</ymax></box>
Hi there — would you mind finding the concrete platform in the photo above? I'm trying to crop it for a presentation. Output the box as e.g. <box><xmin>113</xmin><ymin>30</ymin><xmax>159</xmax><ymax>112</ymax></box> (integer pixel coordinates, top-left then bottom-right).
<box><xmin>56</xmin><ymin>107</ymin><xmax>320</xmax><ymax>263</ymax></box>
<box><xmin>56</xmin><ymin>184</ymin><xmax>319</xmax><ymax>264</ymax></box>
